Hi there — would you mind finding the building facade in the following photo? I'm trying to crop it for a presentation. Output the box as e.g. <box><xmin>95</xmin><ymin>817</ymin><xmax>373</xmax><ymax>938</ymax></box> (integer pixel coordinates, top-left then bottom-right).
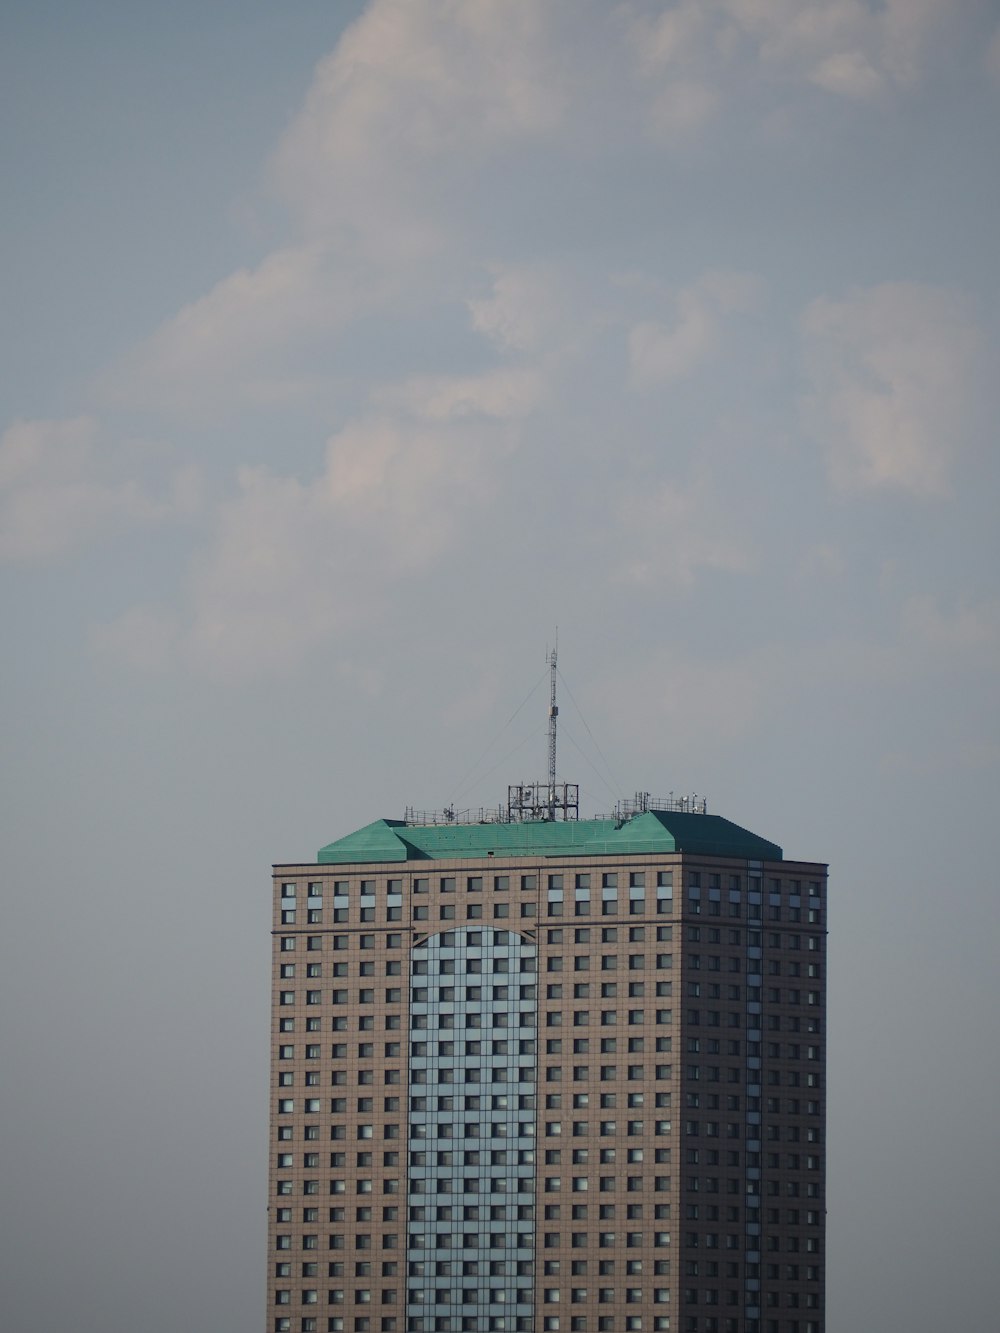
<box><xmin>267</xmin><ymin>805</ymin><xmax>827</xmax><ymax>1333</ymax></box>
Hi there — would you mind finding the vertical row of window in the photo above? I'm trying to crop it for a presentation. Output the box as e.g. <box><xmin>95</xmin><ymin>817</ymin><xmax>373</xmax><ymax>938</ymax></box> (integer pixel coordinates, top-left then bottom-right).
<box><xmin>272</xmin><ymin>889</ymin><xmax>408</xmax><ymax>1333</ymax></box>
<box><xmin>407</xmin><ymin>927</ymin><xmax>537</xmax><ymax>1325</ymax></box>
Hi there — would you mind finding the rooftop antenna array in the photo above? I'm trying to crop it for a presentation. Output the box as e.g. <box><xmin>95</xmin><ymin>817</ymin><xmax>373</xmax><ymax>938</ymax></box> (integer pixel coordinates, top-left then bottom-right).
<box><xmin>547</xmin><ymin>640</ymin><xmax>558</xmax><ymax>820</ymax></box>
<box><xmin>409</xmin><ymin>642</ymin><xmax>711</xmax><ymax>825</ymax></box>
<box><xmin>507</xmin><ymin>635</ymin><xmax>578</xmax><ymax>822</ymax></box>
<box><xmin>402</xmin><ymin>642</ymin><xmax>709</xmax><ymax>821</ymax></box>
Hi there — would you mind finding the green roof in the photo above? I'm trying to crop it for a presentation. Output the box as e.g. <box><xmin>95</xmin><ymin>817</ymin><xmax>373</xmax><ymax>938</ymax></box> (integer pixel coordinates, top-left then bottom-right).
<box><xmin>316</xmin><ymin>810</ymin><xmax>782</xmax><ymax>864</ymax></box>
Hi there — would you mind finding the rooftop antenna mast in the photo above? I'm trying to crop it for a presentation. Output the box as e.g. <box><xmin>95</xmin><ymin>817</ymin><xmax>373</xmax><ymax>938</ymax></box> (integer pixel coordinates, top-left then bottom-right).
<box><xmin>547</xmin><ymin>636</ymin><xmax>558</xmax><ymax>821</ymax></box>
<box><xmin>506</xmin><ymin>635</ymin><xmax>578</xmax><ymax>822</ymax></box>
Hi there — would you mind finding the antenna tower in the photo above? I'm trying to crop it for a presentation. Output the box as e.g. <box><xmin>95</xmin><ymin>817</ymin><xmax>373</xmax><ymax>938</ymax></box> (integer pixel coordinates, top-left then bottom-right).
<box><xmin>547</xmin><ymin>641</ymin><xmax>558</xmax><ymax>820</ymax></box>
<box><xmin>506</xmin><ymin>635</ymin><xmax>578</xmax><ymax>822</ymax></box>
<box><xmin>407</xmin><ymin>642</ymin><xmax>706</xmax><ymax>825</ymax></box>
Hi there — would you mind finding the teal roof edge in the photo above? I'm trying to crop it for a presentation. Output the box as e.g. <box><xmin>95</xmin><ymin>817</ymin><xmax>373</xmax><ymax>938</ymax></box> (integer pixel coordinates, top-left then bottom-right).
<box><xmin>316</xmin><ymin>810</ymin><xmax>782</xmax><ymax>864</ymax></box>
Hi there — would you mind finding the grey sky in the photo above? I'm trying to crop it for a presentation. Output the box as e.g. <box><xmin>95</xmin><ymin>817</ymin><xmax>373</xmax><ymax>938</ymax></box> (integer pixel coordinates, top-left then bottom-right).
<box><xmin>2</xmin><ymin>2</ymin><xmax>999</xmax><ymax>1329</ymax></box>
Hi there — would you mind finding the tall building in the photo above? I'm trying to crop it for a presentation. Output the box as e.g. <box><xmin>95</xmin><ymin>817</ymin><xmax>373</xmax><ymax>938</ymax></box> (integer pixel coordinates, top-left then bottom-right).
<box><xmin>267</xmin><ymin>791</ymin><xmax>827</xmax><ymax>1333</ymax></box>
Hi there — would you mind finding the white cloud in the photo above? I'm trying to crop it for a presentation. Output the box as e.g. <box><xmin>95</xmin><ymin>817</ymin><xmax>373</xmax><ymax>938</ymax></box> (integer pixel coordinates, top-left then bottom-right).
<box><xmin>107</xmin><ymin>4</ymin><xmax>584</xmax><ymax>415</ymax></box>
<box><xmin>802</xmin><ymin>282</ymin><xmax>983</xmax><ymax>496</ymax></box>
<box><xmin>229</xmin><ymin>0</ymin><xmax>971</xmax><ymax>341</ymax></box>
<box><xmin>630</xmin><ymin>306</ymin><xmax>717</xmax><ymax>386</ymax></box>
<box><xmin>103</xmin><ymin>245</ymin><xmax>373</xmax><ymax>415</ymax></box>
<box><xmin>720</xmin><ymin>0</ymin><xmax>953</xmax><ymax>97</ymax></box>
<box><xmin>376</xmin><ymin>366</ymin><xmax>545</xmax><ymax>422</ymax></box>
<box><xmin>187</xmin><ymin>416</ymin><xmax>503</xmax><ymax>674</ymax></box>
<box><xmin>808</xmin><ymin>48</ymin><xmax>881</xmax><ymax>99</ymax></box>
<box><xmin>624</xmin><ymin>0</ymin><xmax>957</xmax><ymax>115</ymax></box>
<box><xmin>616</xmin><ymin>469</ymin><xmax>754</xmax><ymax>589</ymax></box>
<box><xmin>30</xmin><ymin>0</ymin><xmax>994</xmax><ymax>690</ymax></box>
<box><xmin>0</xmin><ymin>417</ymin><xmax>198</xmax><ymax>564</ymax></box>
<box><xmin>628</xmin><ymin>2</ymin><xmax>709</xmax><ymax>77</ymax></box>
<box><xmin>272</xmin><ymin>0</ymin><xmax>574</xmax><ymax>245</ymax></box>
<box><xmin>100</xmin><ymin>391</ymin><xmax>530</xmax><ymax>676</ymax></box>
<box><xmin>622</xmin><ymin>2</ymin><xmax>722</xmax><ymax>137</ymax></box>
<box><xmin>629</xmin><ymin>272</ymin><xmax>763</xmax><ymax>386</ymax></box>
<box><xmin>100</xmin><ymin>0</ymin><xmax>968</xmax><ymax>419</ymax></box>
<box><xmin>467</xmin><ymin>263</ymin><xmax>584</xmax><ymax>356</ymax></box>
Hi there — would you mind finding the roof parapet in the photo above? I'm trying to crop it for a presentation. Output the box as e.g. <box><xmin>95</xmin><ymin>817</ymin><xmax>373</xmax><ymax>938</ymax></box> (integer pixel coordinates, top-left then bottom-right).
<box><xmin>403</xmin><ymin>789</ymin><xmax>705</xmax><ymax>828</ymax></box>
<box><xmin>614</xmin><ymin>791</ymin><xmax>707</xmax><ymax>819</ymax></box>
